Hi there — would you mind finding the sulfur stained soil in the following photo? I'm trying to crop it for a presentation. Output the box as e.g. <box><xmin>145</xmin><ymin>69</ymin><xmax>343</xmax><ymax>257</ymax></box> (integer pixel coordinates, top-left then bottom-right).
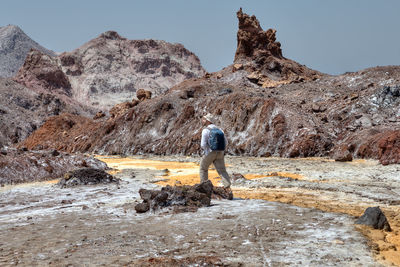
<box><xmin>0</xmin><ymin>155</ymin><xmax>399</xmax><ymax>266</ymax></box>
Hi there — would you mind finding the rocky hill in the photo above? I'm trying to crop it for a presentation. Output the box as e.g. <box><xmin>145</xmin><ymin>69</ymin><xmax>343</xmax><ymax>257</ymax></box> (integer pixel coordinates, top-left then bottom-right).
<box><xmin>0</xmin><ymin>25</ymin><xmax>55</xmax><ymax>78</ymax></box>
<box><xmin>0</xmin><ymin>78</ymin><xmax>95</xmax><ymax>147</ymax></box>
<box><xmin>18</xmin><ymin>10</ymin><xmax>400</xmax><ymax>165</ymax></box>
<box><xmin>14</xmin><ymin>31</ymin><xmax>206</xmax><ymax>110</ymax></box>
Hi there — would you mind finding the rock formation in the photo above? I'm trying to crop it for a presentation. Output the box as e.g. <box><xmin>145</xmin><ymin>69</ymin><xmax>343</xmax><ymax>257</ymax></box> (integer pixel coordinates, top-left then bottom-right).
<box><xmin>224</xmin><ymin>8</ymin><xmax>321</xmax><ymax>88</ymax></box>
<box><xmin>19</xmin><ymin>65</ymin><xmax>400</xmax><ymax>165</ymax></box>
<box><xmin>135</xmin><ymin>180</ymin><xmax>232</xmax><ymax>213</ymax></box>
<box><xmin>16</xmin><ymin>10</ymin><xmax>400</xmax><ymax>165</ymax></box>
<box><xmin>14</xmin><ymin>49</ymin><xmax>71</xmax><ymax>96</ymax></box>
<box><xmin>0</xmin><ymin>25</ymin><xmax>55</xmax><ymax>78</ymax></box>
<box><xmin>234</xmin><ymin>8</ymin><xmax>283</xmax><ymax>61</ymax></box>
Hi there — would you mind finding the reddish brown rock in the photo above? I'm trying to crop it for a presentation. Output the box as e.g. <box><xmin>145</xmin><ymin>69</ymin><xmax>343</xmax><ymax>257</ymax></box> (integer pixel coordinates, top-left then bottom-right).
<box><xmin>19</xmin><ymin>113</ymin><xmax>101</xmax><ymax>153</ymax></box>
<box><xmin>231</xmin><ymin>8</ymin><xmax>321</xmax><ymax>88</ymax></box>
<box><xmin>235</xmin><ymin>8</ymin><xmax>282</xmax><ymax>62</ymax></box>
<box><xmin>136</xmin><ymin>89</ymin><xmax>152</xmax><ymax>101</ymax></box>
<box><xmin>289</xmin><ymin>134</ymin><xmax>332</xmax><ymax>158</ymax></box>
<box><xmin>377</xmin><ymin>130</ymin><xmax>400</xmax><ymax>165</ymax></box>
<box><xmin>333</xmin><ymin>144</ymin><xmax>354</xmax><ymax>162</ymax></box>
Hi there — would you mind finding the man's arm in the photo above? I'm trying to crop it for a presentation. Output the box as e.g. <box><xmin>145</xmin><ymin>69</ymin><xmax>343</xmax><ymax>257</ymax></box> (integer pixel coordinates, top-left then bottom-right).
<box><xmin>201</xmin><ymin>129</ymin><xmax>208</xmax><ymax>150</ymax></box>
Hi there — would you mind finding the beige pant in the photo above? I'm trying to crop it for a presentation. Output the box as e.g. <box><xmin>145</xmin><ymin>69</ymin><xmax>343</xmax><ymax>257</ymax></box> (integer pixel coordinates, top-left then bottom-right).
<box><xmin>200</xmin><ymin>151</ymin><xmax>231</xmax><ymax>188</ymax></box>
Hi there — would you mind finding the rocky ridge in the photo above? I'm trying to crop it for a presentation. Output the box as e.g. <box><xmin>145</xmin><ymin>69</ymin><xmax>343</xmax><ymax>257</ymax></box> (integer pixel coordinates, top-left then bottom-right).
<box><xmin>0</xmin><ymin>25</ymin><xmax>55</xmax><ymax>78</ymax></box>
<box><xmin>17</xmin><ymin>10</ymin><xmax>400</xmax><ymax>165</ymax></box>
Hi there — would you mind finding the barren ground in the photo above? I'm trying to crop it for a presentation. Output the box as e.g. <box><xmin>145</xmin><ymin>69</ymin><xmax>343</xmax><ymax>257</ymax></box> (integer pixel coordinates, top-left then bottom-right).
<box><xmin>1</xmin><ymin>155</ymin><xmax>399</xmax><ymax>266</ymax></box>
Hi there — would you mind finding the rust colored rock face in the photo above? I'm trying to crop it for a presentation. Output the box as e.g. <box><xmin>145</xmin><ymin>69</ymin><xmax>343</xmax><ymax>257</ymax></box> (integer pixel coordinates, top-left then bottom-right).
<box><xmin>19</xmin><ymin>69</ymin><xmax>400</xmax><ymax>165</ymax></box>
<box><xmin>377</xmin><ymin>130</ymin><xmax>400</xmax><ymax>165</ymax></box>
<box><xmin>20</xmin><ymin>113</ymin><xmax>101</xmax><ymax>153</ymax></box>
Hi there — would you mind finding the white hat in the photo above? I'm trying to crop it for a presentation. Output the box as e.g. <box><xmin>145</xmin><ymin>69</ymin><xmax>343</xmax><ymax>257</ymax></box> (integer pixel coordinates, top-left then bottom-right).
<box><xmin>203</xmin><ymin>113</ymin><xmax>215</xmax><ymax>124</ymax></box>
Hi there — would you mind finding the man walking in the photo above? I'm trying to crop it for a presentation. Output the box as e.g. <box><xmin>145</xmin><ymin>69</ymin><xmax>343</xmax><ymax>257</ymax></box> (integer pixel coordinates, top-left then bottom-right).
<box><xmin>200</xmin><ymin>113</ymin><xmax>231</xmax><ymax>188</ymax></box>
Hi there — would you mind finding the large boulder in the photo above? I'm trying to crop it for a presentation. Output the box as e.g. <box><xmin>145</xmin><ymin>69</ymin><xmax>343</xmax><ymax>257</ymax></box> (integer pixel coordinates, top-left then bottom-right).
<box><xmin>135</xmin><ymin>180</ymin><xmax>232</xmax><ymax>213</ymax></box>
<box><xmin>355</xmin><ymin>206</ymin><xmax>391</xmax><ymax>231</ymax></box>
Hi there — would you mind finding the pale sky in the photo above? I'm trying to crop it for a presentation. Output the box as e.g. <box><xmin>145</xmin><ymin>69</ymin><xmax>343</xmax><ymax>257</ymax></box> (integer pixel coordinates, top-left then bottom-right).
<box><xmin>1</xmin><ymin>0</ymin><xmax>400</xmax><ymax>75</ymax></box>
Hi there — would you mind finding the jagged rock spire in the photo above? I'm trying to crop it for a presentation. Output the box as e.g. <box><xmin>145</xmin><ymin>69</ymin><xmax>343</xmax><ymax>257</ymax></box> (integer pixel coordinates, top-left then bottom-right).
<box><xmin>234</xmin><ymin>7</ymin><xmax>282</xmax><ymax>63</ymax></box>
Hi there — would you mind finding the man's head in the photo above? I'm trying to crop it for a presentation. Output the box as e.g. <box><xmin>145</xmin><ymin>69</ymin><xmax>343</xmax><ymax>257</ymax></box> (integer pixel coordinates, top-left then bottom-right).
<box><xmin>202</xmin><ymin>113</ymin><xmax>214</xmax><ymax>126</ymax></box>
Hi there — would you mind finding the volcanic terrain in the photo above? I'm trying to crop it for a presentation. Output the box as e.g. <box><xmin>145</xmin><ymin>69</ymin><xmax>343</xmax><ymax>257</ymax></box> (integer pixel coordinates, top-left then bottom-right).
<box><xmin>19</xmin><ymin>9</ymin><xmax>400</xmax><ymax>165</ymax></box>
<box><xmin>0</xmin><ymin>8</ymin><xmax>399</xmax><ymax>267</ymax></box>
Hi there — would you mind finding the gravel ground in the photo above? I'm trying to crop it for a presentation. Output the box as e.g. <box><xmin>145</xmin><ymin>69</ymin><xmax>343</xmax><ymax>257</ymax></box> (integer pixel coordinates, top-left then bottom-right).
<box><xmin>1</xmin><ymin>155</ymin><xmax>399</xmax><ymax>266</ymax></box>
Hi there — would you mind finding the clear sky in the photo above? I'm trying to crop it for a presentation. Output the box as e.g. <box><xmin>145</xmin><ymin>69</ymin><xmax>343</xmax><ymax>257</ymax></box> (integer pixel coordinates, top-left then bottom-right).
<box><xmin>1</xmin><ymin>0</ymin><xmax>400</xmax><ymax>75</ymax></box>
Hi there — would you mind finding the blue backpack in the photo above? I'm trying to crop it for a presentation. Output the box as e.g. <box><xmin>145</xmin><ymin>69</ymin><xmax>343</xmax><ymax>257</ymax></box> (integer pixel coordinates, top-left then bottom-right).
<box><xmin>208</xmin><ymin>127</ymin><xmax>226</xmax><ymax>151</ymax></box>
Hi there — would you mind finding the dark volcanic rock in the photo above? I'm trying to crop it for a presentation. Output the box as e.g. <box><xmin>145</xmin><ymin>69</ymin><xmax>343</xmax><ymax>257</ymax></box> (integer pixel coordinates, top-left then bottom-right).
<box><xmin>135</xmin><ymin>180</ymin><xmax>232</xmax><ymax>213</ymax></box>
<box><xmin>0</xmin><ymin>25</ymin><xmax>55</xmax><ymax>78</ymax></box>
<box><xmin>58</xmin><ymin>168</ymin><xmax>119</xmax><ymax>188</ymax></box>
<box><xmin>212</xmin><ymin>187</ymin><xmax>233</xmax><ymax>200</ymax></box>
<box><xmin>355</xmin><ymin>206</ymin><xmax>391</xmax><ymax>231</ymax></box>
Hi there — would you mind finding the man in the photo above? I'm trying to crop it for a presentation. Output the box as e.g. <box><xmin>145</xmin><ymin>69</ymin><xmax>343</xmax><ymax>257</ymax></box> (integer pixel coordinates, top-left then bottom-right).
<box><xmin>200</xmin><ymin>113</ymin><xmax>231</xmax><ymax>188</ymax></box>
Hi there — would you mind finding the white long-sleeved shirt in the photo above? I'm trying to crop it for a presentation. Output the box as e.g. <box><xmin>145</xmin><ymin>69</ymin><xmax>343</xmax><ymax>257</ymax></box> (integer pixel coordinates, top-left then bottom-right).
<box><xmin>201</xmin><ymin>124</ymin><xmax>228</xmax><ymax>155</ymax></box>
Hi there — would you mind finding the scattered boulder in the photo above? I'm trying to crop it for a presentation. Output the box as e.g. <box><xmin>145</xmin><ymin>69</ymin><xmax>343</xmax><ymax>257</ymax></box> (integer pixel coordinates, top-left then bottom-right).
<box><xmin>212</xmin><ymin>187</ymin><xmax>233</xmax><ymax>200</ymax></box>
<box><xmin>231</xmin><ymin>173</ymin><xmax>248</xmax><ymax>182</ymax></box>
<box><xmin>135</xmin><ymin>180</ymin><xmax>232</xmax><ymax>213</ymax></box>
<box><xmin>58</xmin><ymin>168</ymin><xmax>119</xmax><ymax>188</ymax></box>
<box><xmin>50</xmin><ymin>149</ymin><xmax>60</xmax><ymax>157</ymax></box>
<box><xmin>333</xmin><ymin>144</ymin><xmax>353</xmax><ymax>162</ymax></box>
<box><xmin>93</xmin><ymin>111</ymin><xmax>106</xmax><ymax>120</ymax></box>
<box><xmin>355</xmin><ymin>206</ymin><xmax>391</xmax><ymax>231</ymax></box>
<box><xmin>136</xmin><ymin>89</ymin><xmax>152</xmax><ymax>101</ymax></box>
